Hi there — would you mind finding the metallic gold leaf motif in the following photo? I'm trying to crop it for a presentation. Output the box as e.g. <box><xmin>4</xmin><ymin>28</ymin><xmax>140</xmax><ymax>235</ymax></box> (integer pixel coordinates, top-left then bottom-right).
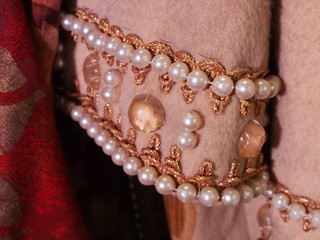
<box><xmin>209</xmin><ymin>88</ymin><xmax>232</xmax><ymax>115</ymax></box>
<box><xmin>109</xmin><ymin>25</ymin><xmax>124</xmax><ymax>39</ymax></box>
<box><xmin>123</xmin><ymin>34</ymin><xmax>144</xmax><ymax>49</ymax></box>
<box><xmin>240</xmin><ymin>99</ymin><xmax>254</xmax><ymax>118</ymax></box>
<box><xmin>189</xmin><ymin>160</ymin><xmax>217</xmax><ymax>188</ymax></box>
<box><xmin>148</xmin><ymin>134</ymin><xmax>161</xmax><ymax>151</ymax></box>
<box><xmin>127</xmin><ymin>128</ymin><xmax>136</xmax><ymax>145</ymax></box>
<box><xmin>132</xmin><ymin>65</ymin><xmax>151</xmax><ymax>85</ymax></box>
<box><xmin>181</xmin><ymin>82</ymin><xmax>196</xmax><ymax>104</ymax></box>
<box><xmin>0</xmin><ymin>90</ymin><xmax>45</xmax><ymax>155</ymax></box>
<box><xmin>0</xmin><ymin>47</ymin><xmax>26</xmax><ymax>93</ymax></box>
<box><xmin>116</xmin><ymin>60</ymin><xmax>128</xmax><ymax>73</ymax></box>
<box><xmin>117</xmin><ymin>114</ymin><xmax>122</xmax><ymax>130</ymax></box>
<box><xmin>173</xmin><ymin>51</ymin><xmax>196</xmax><ymax>70</ymax></box>
<box><xmin>101</xmin><ymin>52</ymin><xmax>114</xmax><ymax>66</ymax></box>
<box><xmin>145</xmin><ymin>41</ymin><xmax>173</xmax><ymax>56</ymax></box>
<box><xmin>103</xmin><ymin>104</ymin><xmax>113</xmax><ymax>121</ymax></box>
<box><xmin>164</xmin><ymin>145</ymin><xmax>182</xmax><ymax>173</ymax></box>
<box><xmin>228</xmin><ymin>68</ymin><xmax>252</xmax><ymax>81</ymax></box>
<box><xmin>0</xmin><ymin>178</ymin><xmax>20</xmax><ymax>226</ymax></box>
<box><xmin>158</xmin><ymin>73</ymin><xmax>175</xmax><ymax>95</ymax></box>
<box><xmin>98</xmin><ymin>18</ymin><xmax>110</xmax><ymax>33</ymax></box>
<box><xmin>197</xmin><ymin>60</ymin><xmax>226</xmax><ymax>79</ymax></box>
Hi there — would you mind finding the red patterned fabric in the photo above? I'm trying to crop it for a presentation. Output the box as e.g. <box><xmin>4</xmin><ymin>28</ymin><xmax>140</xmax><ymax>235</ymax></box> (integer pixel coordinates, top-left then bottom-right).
<box><xmin>0</xmin><ymin>0</ymin><xmax>88</xmax><ymax>239</ymax></box>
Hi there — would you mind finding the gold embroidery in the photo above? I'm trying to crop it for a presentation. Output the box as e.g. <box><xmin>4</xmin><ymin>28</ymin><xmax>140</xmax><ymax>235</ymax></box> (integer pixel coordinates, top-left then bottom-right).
<box><xmin>158</xmin><ymin>73</ymin><xmax>175</xmax><ymax>95</ymax></box>
<box><xmin>73</xmin><ymin>9</ymin><xmax>271</xmax><ymax>116</ymax></box>
<box><xmin>73</xmin><ymin>91</ymin><xmax>266</xmax><ymax>194</ymax></box>
<box><xmin>0</xmin><ymin>90</ymin><xmax>45</xmax><ymax>155</ymax></box>
<box><xmin>209</xmin><ymin>88</ymin><xmax>232</xmax><ymax>115</ymax></box>
<box><xmin>132</xmin><ymin>65</ymin><xmax>151</xmax><ymax>85</ymax></box>
<box><xmin>0</xmin><ymin>47</ymin><xmax>26</xmax><ymax>93</ymax></box>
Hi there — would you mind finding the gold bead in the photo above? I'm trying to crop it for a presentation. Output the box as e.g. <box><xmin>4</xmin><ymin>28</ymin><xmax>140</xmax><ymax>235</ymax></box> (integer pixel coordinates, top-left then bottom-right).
<box><xmin>128</xmin><ymin>94</ymin><xmax>165</xmax><ymax>133</ymax></box>
<box><xmin>237</xmin><ymin>120</ymin><xmax>265</xmax><ymax>158</ymax></box>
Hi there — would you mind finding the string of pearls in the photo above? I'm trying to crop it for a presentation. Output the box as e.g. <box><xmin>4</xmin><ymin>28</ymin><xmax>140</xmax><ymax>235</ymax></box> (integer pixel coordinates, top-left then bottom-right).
<box><xmin>70</xmin><ymin>104</ymin><xmax>269</xmax><ymax>206</ymax></box>
<box><xmin>61</xmin><ymin>14</ymin><xmax>282</xmax><ymax>100</ymax></box>
<box><xmin>177</xmin><ymin>110</ymin><xmax>202</xmax><ymax>149</ymax></box>
<box><xmin>270</xmin><ymin>191</ymin><xmax>320</xmax><ymax>228</ymax></box>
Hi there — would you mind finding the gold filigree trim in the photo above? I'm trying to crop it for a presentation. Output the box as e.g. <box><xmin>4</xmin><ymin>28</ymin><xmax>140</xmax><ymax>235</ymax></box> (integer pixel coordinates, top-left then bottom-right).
<box><xmin>71</xmin><ymin>9</ymin><xmax>270</xmax><ymax>116</ymax></box>
<box><xmin>73</xmin><ymin>91</ymin><xmax>267</xmax><ymax>195</ymax></box>
<box><xmin>275</xmin><ymin>183</ymin><xmax>320</xmax><ymax>232</ymax></box>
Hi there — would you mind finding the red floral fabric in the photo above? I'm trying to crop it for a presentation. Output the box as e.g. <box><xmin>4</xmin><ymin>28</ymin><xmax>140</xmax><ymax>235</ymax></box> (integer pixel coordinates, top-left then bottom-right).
<box><xmin>0</xmin><ymin>0</ymin><xmax>88</xmax><ymax>239</ymax></box>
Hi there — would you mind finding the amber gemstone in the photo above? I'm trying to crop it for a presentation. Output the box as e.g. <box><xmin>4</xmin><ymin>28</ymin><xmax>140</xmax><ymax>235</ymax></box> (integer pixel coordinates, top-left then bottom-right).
<box><xmin>83</xmin><ymin>51</ymin><xmax>101</xmax><ymax>90</ymax></box>
<box><xmin>237</xmin><ymin>120</ymin><xmax>265</xmax><ymax>158</ymax></box>
<box><xmin>128</xmin><ymin>94</ymin><xmax>165</xmax><ymax>133</ymax></box>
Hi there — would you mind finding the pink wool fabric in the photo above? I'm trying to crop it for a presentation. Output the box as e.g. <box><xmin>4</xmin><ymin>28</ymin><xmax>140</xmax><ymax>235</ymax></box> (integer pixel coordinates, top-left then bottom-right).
<box><xmin>74</xmin><ymin>0</ymin><xmax>320</xmax><ymax>239</ymax></box>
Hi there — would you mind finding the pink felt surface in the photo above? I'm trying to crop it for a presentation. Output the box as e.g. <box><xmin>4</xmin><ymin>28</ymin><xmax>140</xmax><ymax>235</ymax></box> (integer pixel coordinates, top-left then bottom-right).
<box><xmin>73</xmin><ymin>0</ymin><xmax>320</xmax><ymax>239</ymax></box>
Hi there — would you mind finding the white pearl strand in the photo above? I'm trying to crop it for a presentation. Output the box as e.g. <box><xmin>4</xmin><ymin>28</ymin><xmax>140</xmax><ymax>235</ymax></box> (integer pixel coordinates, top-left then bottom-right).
<box><xmin>61</xmin><ymin>14</ymin><xmax>281</xmax><ymax>100</ymax></box>
<box><xmin>266</xmin><ymin>182</ymin><xmax>320</xmax><ymax>228</ymax></box>
<box><xmin>71</xmin><ymin>104</ymin><xmax>269</xmax><ymax>206</ymax></box>
<box><xmin>69</xmin><ymin>104</ymin><xmax>270</xmax><ymax>206</ymax></box>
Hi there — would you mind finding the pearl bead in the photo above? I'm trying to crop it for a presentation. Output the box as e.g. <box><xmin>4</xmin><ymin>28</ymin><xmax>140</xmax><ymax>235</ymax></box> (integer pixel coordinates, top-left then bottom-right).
<box><xmin>115</xmin><ymin>43</ymin><xmax>134</xmax><ymax>63</ymax></box>
<box><xmin>168</xmin><ymin>62</ymin><xmax>190</xmax><ymax>82</ymax></box>
<box><xmin>85</xmin><ymin>29</ymin><xmax>98</xmax><ymax>47</ymax></box>
<box><xmin>237</xmin><ymin>120</ymin><xmax>266</xmax><ymax>158</ymax></box>
<box><xmin>151</xmin><ymin>54</ymin><xmax>172</xmax><ymax>74</ymax></box>
<box><xmin>93</xmin><ymin>33</ymin><xmax>107</xmax><ymax>51</ymax></box>
<box><xmin>235</xmin><ymin>78</ymin><xmax>256</xmax><ymax>100</ymax></box>
<box><xmin>70</xmin><ymin>105</ymin><xmax>84</xmax><ymax>121</ymax></box>
<box><xmin>221</xmin><ymin>187</ymin><xmax>241</xmax><ymax>206</ymax></box>
<box><xmin>132</xmin><ymin>48</ymin><xmax>152</xmax><ymax>68</ymax></box>
<box><xmin>181</xmin><ymin>111</ymin><xmax>202</xmax><ymax>131</ymax></box>
<box><xmin>111</xmin><ymin>147</ymin><xmax>129</xmax><ymax>166</ymax></box>
<box><xmin>87</xmin><ymin>122</ymin><xmax>99</xmax><ymax>138</ymax></box>
<box><xmin>211</xmin><ymin>75</ymin><xmax>234</xmax><ymax>96</ymax></box>
<box><xmin>266</xmin><ymin>75</ymin><xmax>282</xmax><ymax>98</ymax></box>
<box><xmin>103</xmin><ymin>69</ymin><xmax>122</xmax><ymax>87</ymax></box>
<box><xmin>105</xmin><ymin>37</ymin><xmax>122</xmax><ymax>55</ymax></box>
<box><xmin>255</xmin><ymin>78</ymin><xmax>271</xmax><ymax>100</ymax></box>
<box><xmin>61</xmin><ymin>14</ymin><xmax>75</xmax><ymax>31</ymax></box>
<box><xmin>199</xmin><ymin>186</ymin><xmax>219</xmax><ymax>207</ymax></box>
<box><xmin>259</xmin><ymin>171</ymin><xmax>270</xmax><ymax>181</ymax></box>
<box><xmin>187</xmin><ymin>70</ymin><xmax>209</xmax><ymax>91</ymax></box>
<box><xmin>263</xmin><ymin>181</ymin><xmax>276</xmax><ymax>198</ymax></box>
<box><xmin>71</xmin><ymin>18</ymin><xmax>84</xmax><ymax>35</ymax></box>
<box><xmin>248</xmin><ymin>180</ymin><xmax>263</xmax><ymax>197</ymax></box>
<box><xmin>81</xmin><ymin>22</ymin><xmax>95</xmax><ymax>36</ymax></box>
<box><xmin>123</xmin><ymin>157</ymin><xmax>143</xmax><ymax>176</ymax></box>
<box><xmin>94</xmin><ymin>129</ymin><xmax>109</xmax><ymax>146</ymax></box>
<box><xmin>155</xmin><ymin>175</ymin><xmax>176</xmax><ymax>195</ymax></box>
<box><xmin>79</xmin><ymin>113</ymin><xmax>92</xmax><ymax>129</ymax></box>
<box><xmin>128</xmin><ymin>94</ymin><xmax>165</xmax><ymax>133</ymax></box>
<box><xmin>102</xmin><ymin>138</ymin><xmax>118</xmax><ymax>155</ymax></box>
<box><xmin>101</xmin><ymin>86</ymin><xmax>119</xmax><ymax>103</ymax></box>
<box><xmin>177</xmin><ymin>183</ymin><xmax>197</xmax><ymax>203</ymax></box>
<box><xmin>177</xmin><ymin>131</ymin><xmax>197</xmax><ymax>149</ymax></box>
<box><xmin>138</xmin><ymin>166</ymin><xmax>158</xmax><ymax>186</ymax></box>
<box><xmin>272</xmin><ymin>193</ymin><xmax>290</xmax><ymax>210</ymax></box>
<box><xmin>289</xmin><ymin>203</ymin><xmax>306</xmax><ymax>220</ymax></box>
<box><xmin>257</xmin><ymin>204</ymin><xmax>272</xmax><ymax>230</ymax></box>
<box><xmin>238</xmin><ymin>184</ymin><xmax>254</xmax><ymax>203</ymax></box>
<box><xmin>310</xmin><ymin>209</ymin><xmax>320</xmax><ymax>228</ymax></box>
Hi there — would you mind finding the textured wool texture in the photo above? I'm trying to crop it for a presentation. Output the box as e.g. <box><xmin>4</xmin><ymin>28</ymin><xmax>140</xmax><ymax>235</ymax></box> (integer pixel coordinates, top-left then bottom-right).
<box><xmin>270</xmin><ymin>0</ymin><xmax>320</xmax><ymax>239</ymax></box>
<box><xmin>73</xmin><ymin>0</ymin><xmax>320</xmax><ymax>239</ymax></box>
